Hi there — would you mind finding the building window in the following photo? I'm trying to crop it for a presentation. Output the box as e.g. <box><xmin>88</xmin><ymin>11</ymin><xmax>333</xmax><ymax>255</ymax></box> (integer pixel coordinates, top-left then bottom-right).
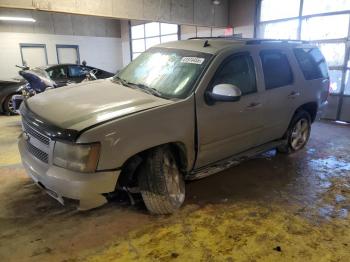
<box><xmin>131</xmin><ymin>22</ymin><xmax>179</xmax><ymax>60</ymax></box>
<box><xmin>260</xmin><ymin>0</ymin><xmax>300</xmax><ymax>22</ymax></box>
<box><xmin>259</xmin><ymin>19</ymin><xmax>299</xmax><ymax>39</ymax></box>
<box><xmin>301</xmin><ymin>14</ymin><xmax>349</xmax><ymax>40</ymax></box>
<box><xmin>302</xmin><ymin>0</ymin><xmax>350</xmax><ymax>16</ymax></box>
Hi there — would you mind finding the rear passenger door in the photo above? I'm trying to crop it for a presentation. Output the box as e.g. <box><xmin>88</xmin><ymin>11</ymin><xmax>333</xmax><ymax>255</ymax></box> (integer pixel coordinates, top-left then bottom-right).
<box><xmin>258</xmin><ymin>49</ymin><xmax>300</xmax><ymax>143</ymax></box>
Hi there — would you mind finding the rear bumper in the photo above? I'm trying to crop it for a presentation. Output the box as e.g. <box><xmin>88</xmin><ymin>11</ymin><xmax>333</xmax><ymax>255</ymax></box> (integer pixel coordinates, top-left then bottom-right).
<box><xmin>18</xmin><ymin>138</ymin><xmax>120</xmax><ymax>210</ymax></box>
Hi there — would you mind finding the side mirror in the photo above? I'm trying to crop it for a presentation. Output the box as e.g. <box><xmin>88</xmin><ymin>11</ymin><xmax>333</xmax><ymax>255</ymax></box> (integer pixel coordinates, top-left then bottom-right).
<box><xmin>206</xmin><ymin>84</ymin><xmax>242</xmax><ymax>104</ymax></box>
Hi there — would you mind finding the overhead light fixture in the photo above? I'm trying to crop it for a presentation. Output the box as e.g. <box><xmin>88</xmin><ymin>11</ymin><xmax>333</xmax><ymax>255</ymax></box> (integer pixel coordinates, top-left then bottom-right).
<box><xmin>0</xmin><ymin>16</ymin><xmax>36</xmax><ymax>22</ymax></box>
<box><xmin>212</xmin><ymin>0</ymin><xmax>221</xmax><ymax>5</ymax></box>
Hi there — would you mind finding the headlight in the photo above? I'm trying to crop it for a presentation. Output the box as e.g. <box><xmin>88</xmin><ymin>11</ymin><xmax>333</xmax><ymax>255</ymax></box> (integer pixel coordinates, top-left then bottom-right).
<box><xmin>53</xmin><ymin>141</ymin><xmax>100</xmax><ymax>173</ymax></box>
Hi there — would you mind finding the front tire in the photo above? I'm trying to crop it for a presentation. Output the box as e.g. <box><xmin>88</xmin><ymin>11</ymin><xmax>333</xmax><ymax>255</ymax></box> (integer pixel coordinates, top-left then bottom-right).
<box><xmin>278</xmin><ymin>110</ymin><xmax>311</xmax><ymax>154</ymax></box>
<box><xmin>138</xmin><ymin>147</ymin><xmax>185</xmax><ymax>215</ymax></box>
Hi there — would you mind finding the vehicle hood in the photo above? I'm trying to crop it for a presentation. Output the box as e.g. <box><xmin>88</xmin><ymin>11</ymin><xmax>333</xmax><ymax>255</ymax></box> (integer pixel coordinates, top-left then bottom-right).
<box><xmin>0</xmin><ymin>78</ymin><xmax>22</xmax><ymax>83</ymax></box>
<box><xmin>26</xmin><ymin>79</ymin><xmax>173</xmax><ymax>130</ymax></box>
<box><xmin>0</xmin><ymin>78</ymin><xmax>26</xmax><ymax>88</ymax></box>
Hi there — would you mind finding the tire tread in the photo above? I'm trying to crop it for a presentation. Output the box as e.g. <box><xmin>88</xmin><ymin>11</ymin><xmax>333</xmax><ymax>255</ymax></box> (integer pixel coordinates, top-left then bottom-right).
<box><xmin>138</xmin><ymin>147</ymin><xmax>184</xmax><ymax>215</ymax></box>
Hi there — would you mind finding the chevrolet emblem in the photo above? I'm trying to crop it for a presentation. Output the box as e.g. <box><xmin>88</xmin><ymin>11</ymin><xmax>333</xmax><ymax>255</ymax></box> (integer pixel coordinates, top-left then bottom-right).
<box><xmin>23</xmin><ymin>132</ymin><xmax>30</xmax><ymax>141</ymax></box>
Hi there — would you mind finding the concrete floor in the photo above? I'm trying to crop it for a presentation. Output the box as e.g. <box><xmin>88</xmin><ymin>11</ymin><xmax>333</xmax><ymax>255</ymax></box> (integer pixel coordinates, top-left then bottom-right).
<box><xmin>0</xmin><ymin>115</ymin><xmax>349</xmax><ymax>262</ymax></box>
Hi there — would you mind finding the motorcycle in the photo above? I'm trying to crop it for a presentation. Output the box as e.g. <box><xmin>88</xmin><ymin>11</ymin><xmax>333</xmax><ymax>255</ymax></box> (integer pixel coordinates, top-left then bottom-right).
<box><xmin>12</xmin><ymin>67</ymin><xmax>98</xmax><ymax>113</ymax></box>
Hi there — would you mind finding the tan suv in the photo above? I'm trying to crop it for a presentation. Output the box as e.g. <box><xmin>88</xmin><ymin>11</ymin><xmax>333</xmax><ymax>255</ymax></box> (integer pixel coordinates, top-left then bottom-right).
<box><xmin>18</xmin><ymin>38</ymin><xmax>329</xmax><ymax>214</ymax></box>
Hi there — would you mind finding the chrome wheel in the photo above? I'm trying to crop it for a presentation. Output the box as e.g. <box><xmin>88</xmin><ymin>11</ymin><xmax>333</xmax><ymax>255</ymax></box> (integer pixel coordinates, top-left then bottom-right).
<box><xmin>290</xmin><ymin>118</ymin><xmax>310</xmax><ymax>150</ymax></box>
<box><xmin>5</xmin><ymin>94</ymin><xmax>18</xmax><ymax>115</ymax></box>
<box><xmin>163</xmin><ymin>153</ymin><xmax>185</xmax><ymax>205</ymax></box>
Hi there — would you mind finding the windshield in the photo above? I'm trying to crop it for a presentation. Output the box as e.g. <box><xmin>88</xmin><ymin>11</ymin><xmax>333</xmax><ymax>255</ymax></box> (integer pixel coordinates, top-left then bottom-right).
<box><xmin>114</xmin><ymin>48</ymin><xmax>212</xmax><ymax>99</ymax></box>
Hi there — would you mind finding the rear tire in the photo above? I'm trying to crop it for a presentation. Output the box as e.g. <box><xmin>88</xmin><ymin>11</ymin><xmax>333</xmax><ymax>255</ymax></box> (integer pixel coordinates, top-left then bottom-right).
<box><xmin>277</xmin><ymin>110</ymin><xmax>311</xmax><ymax>154</ymax></box>
<box><xmin>138</xmin><ymin>147</ymin><xmax>185</xmax><ymax>215</ymax></box>
<box><xmin>4</xmin><ymin>94</ymin><xmax>18</xmax><ymax>115</ymax></box>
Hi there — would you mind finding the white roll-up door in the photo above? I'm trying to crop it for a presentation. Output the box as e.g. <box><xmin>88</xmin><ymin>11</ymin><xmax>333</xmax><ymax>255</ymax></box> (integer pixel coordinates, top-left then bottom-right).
<box><xmin>57</xmin><ymin>45</ymin><xmax>79</xmax><ymax>64</ymax></box>
<box><xmin>20</xmin><ymin>44</ymin><xmax>47</xmax><ymax>68</ymax></box>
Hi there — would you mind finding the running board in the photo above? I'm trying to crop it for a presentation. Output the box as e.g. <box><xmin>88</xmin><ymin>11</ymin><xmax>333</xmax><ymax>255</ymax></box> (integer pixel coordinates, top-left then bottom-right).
<box><xmin>186</xmin><ymin>140</ymin><xmax>286</xmax><ymax>180</ymax></box>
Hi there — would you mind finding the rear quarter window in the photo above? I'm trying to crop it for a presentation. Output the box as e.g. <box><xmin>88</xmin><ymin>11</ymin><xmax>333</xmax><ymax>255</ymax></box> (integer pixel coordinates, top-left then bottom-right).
<box><xmin>293</xmin><ymin>48</ymin><xmax>329</xmax><ymax>80</ymax></box>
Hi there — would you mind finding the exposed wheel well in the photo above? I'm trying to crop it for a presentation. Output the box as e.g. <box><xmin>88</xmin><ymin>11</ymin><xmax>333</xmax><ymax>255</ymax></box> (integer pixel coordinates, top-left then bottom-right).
<box><xmin>117</xmin><ymin>142</ymin><xmax>188</xmax><ymax>188</ymax></box>
<box><xmin>296</xmin><ymin>102</ymin><xmax>318</xmax><ymax>123</ymax></box>
<box><xmin>1</xmin><ymin>95</ymin><xmax>10</xmax><ymax>111</ymax></box>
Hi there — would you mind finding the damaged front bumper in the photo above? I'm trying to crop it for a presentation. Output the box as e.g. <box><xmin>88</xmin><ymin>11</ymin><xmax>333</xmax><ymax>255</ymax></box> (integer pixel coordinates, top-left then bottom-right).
<box><xmin>18</xmin><ymin>137</ymin><xmax>120</xmax><ymax>210</ymax></box>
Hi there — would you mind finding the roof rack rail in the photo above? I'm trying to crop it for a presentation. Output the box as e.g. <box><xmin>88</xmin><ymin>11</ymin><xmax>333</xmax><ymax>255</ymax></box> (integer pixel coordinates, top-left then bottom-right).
<box><xmin>188</xmin><ymin>35</ymin><xmax>249</xmax><ymax>41</ymax></box>
<box><xmin>188</xmin><ymin>36</ymin><xmax>309</xmax><ymax>45</ymax></box>
<box><xmin>245</xmin><ymin>39</ymin><xmax>309</xmax><ymax>45</ymax></box>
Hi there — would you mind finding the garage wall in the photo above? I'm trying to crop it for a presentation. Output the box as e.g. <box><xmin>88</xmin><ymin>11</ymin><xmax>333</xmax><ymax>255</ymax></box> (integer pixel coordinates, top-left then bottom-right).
<box><xmin>120</xmin><ymin>20</ymin><xmax>131</xmax><ymax>67</ymax></box>
<box><xmin>180</xmin><ymin>25</ymin><xmax>227</xmax><ymax>39</ymax></box>
<box><xmin>0</xmin><ymin>0</ymin><xmax>229</xmax><ymax>27</ymax></box>
<box><xmin>229</xmin><ymin>0</ymin><xmax>256</xmax><ymax>37</ymax></box>
<box><xmin>0</xmin><ymin>33</ymin><xmax>122</xmax><ymax>79</ymax></box>
<box><xmin>0</xmin><ymin>8</ymin><xmax>123</xmax><ymax>79</ymax></box>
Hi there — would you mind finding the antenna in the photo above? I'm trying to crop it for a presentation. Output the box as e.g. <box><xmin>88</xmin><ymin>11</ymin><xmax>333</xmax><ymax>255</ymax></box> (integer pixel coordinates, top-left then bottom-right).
<box><xmin>203</xmin><ymin>40</ymin><xmax>210</xmax><ymax>47</ymax></box>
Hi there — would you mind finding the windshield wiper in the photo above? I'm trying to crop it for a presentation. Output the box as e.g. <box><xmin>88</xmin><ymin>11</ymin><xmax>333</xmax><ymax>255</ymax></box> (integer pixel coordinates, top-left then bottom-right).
<box><xmin>113</xmin><ymin>76</ymin><xmax>129</xmax><ymax>87</ymax></box>
<box><xmin>126</xmin><ymin>82</ymin><xmax>164</xmax><ymax>98</ymax></box>
<box><xmin>114</xmin><ymin>77</ymin><xmax>165</xmax><ymax>98</ymax></box>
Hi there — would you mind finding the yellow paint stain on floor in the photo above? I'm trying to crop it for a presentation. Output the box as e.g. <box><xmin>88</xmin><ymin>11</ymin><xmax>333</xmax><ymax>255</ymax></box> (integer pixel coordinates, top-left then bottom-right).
<box><xmin>0</xmin><ymin>146</ymin><xmax>21</xmax><ymax>166</ymax></box>
<box><xmin>88</xmin><ymin>203</ymin><xmax>350</xmax><ymax>262</ymax></box>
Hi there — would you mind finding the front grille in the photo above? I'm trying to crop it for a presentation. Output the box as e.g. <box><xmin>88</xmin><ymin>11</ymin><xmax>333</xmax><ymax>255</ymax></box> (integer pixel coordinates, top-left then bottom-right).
<box><xmin>22</xmin><ymin>121</ymin><xmax>50</xmax><ymax>145</ymax></box>
<box><xmin>25</xmin><ymin>141</ymin><xmax>49</xmax><ymax>163</ymax></box>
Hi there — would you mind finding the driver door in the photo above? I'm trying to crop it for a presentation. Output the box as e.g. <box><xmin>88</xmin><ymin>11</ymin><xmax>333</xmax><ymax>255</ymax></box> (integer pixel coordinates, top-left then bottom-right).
<box><xmin>195</xmin><ymin>52</ymin><xmax>264</xmax><ymax>168</ymax></box>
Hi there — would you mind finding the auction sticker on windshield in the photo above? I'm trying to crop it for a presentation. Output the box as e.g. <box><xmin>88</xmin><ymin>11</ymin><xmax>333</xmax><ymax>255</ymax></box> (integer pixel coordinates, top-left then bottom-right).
<box><xmin>181</xmin><ymin>57</ymin><xmax>205</xmax><ymax>64</ymax></box>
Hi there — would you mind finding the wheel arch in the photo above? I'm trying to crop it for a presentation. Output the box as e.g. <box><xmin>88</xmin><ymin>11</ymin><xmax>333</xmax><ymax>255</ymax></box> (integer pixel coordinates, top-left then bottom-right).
<box><xmin>282</xmin><ymin>101</ymin><xmax>317</xmax><ymax>139</ymax></box>
<box><xmin>2</xmin><ymin>92</ymin><xmax>21</xmax><ymax>113</ymax></box>
<box><xmin>1</xmin><ymin>84</ymin><xmax>25</xmax><ymax>112</ymax></box>
<box><xmin>296</xmin><ymin>102</ymin><xmax>318</xmax><ymax>123</ymax></box>
<box><xmin>0</xmin><ymin>95</ymin><xmax>7</xmax><ymax>113</ymax></box>
<box><xmin>117</xmin><ymin>141</ymin><xmax>188</xmax><ymax>188</ymax></box>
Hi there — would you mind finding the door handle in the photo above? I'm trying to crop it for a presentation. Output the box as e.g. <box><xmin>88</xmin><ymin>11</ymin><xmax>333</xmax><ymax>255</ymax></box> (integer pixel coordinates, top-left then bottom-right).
<box><xmin>288</xmin><ymin>91</ymin><xmax>300</xmax><ymax>99</ymax></box>
<box><xmin>245</xmin><ymin>102</ymin><xmax>262</xmax><ymax>110</ymax></box>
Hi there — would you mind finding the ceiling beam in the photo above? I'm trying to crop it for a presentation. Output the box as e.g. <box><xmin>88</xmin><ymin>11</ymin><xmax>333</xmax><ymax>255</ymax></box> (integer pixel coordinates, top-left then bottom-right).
<box><xmin>0</xmin><ymin>0</ymin><xmax>229</xmax><ymax>27</ymax></box>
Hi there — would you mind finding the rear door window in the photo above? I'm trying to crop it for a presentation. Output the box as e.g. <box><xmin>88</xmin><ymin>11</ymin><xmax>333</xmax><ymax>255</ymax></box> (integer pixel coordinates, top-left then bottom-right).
<box><xmin>260</xmin><ymin>50</ymin><xmax>293</xmax><ymax>90</ymax></box>
<box><xmin>293</xmin><ymin>48</ymin><xmax>329</xmax><ymax>80</ymax></box>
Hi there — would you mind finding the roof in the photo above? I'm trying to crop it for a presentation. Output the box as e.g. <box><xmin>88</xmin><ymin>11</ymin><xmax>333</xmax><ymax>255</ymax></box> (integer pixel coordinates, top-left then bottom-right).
<box><xmin>156</xmin><ymin>37</ymin><xmax>313</xmax><ymax>55</ymax></box>
<box><xmin>36</xmin><ymin>63</ymin><xmax>80</xmax><ymax>69</ymax></box>
<box><xmin>156</xmin><ymin>39</ymin><xmax>245</xmax><ymax>54</ymax></box>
